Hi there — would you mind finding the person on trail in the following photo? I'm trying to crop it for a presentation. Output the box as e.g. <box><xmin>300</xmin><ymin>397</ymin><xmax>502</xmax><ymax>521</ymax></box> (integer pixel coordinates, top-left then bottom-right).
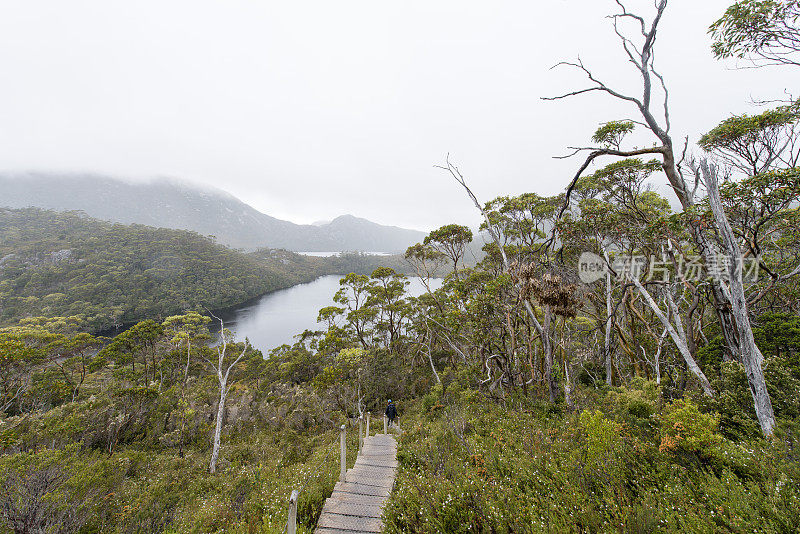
<box><xmin>386</xmin><ymin>399</ymin><xmax>397</xmax><ymax>427</ymax></box>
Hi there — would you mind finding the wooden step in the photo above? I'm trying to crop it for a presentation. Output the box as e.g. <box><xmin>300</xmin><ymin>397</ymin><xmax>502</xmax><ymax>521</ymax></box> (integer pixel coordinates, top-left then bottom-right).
<box><xmin>314</xmin><ymin>434</ymin><xmax>397</xmax><ymax>533</ymax></box>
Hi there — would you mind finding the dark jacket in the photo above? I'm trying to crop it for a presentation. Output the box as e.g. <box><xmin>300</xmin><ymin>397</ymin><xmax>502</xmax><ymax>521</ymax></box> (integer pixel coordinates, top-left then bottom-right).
<box><xmin>386</xmin><ymin>403</ymin><xmax>397</xmax><ymax>420</ymax></box>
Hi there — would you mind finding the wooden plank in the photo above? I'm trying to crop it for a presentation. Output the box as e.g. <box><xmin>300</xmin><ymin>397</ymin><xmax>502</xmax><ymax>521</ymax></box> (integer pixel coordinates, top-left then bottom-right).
<box><xmin>347</xmin><ymin>465</ymin><xmax>395</xmax><ymax>477</ymax></box>
<box><xmin>363</xmin><ymin>440</ymin><xmax>396</xmax><ymax>448</ymax></box>
<box><xmin>346</xmin><ymin>467</ymin><xmax>394</xmax><ymax>478</ymax></box>
<box><xmin>320</xmin><ymin>500</ymin><xmax>384</xmax><ymax>518</ymax></box>
<box><xmin>354</xmin><ymin>458</ymin><xmax>398</xmax><ymax>469</ymax></box>
<box><xmin>324</xmin><ymin>493</ymin><xmax>387</xmax><ymax>506</ymax></box>
<box><xmin>363</xmin><ymin>442</ymin><xmax>396</xmax><ymax>448</ymax></box>
<box><xmin>315</xmin><ymin>434</ymin><xmax>397</xmax><ymax>534</ymax></box>
<box><xmin>341</xmin><ymin>476</ymin><xmax>394</xmax><ymax>489</ymax></box>
<box><xmin>333</xmin><ymin>481</ymin><xmax>391</xmax><ymax>497</ymax></box>
<box><xmin>344</xmin><ymin>476</ymin><xmax>394</xmax><ymax>487</ymax></box>
<box><xmin>317</xmin><ymin>513</ymin><xmax>382</xmax><ymax>532</ymax></box>
<box><xmin>357</xmin><ymin>452</ymin><xmax>396</xmax><ymax>459</ymax></box>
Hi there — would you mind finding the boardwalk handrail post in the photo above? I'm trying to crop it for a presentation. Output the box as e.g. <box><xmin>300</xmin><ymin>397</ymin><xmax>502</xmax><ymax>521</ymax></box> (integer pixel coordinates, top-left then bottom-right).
<box><xmin>287</xmin><ymin>489</ymin><xmax>299</xmax><ymax>534</ymax></box>
<box><xmin>358</xmin><ymin>415</ymin><xmax>364</xmax><ymax>453</ymax></box>
<box><xmin>366</xmin><ymin>411</ymin><xmax>370</xmax><ymax>437</ymax></box>
<box><xmin>384</xmin><ymin>413</ymin><xmax>388</xmax><ymax>434</ymax></box>
<box><xmin>340</xmin><ymin>424</ymin><xmax>347</xmax><ymax>481</ymax></box>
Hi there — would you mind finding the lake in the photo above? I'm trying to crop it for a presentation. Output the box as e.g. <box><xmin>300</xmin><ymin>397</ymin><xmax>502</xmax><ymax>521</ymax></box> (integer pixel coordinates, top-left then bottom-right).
<box><xmin>215</xmin><ymin>275</ymin><xmax>441</xmax><ymax>354</ymax></box>
<box><xmin>297</xmin><ymin>251</ymin><xmax>392</xmax><ymax>257</ymax></box>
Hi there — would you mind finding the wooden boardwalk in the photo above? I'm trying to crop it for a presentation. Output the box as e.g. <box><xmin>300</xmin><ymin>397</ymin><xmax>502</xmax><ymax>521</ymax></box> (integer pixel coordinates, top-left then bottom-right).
<box><xmin>315</xmin><ymin>433</ymin><xmax>398</xmax><ymax>533</ymax></box>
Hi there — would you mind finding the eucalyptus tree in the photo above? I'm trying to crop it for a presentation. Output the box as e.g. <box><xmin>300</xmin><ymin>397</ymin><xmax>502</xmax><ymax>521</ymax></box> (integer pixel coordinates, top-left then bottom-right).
<box><xmin>162</xmin><ymin>312</ymin><xmax>212</xmax><ymax>382</ymax></box>
<box><xmin>586</xmin><ymin>156</ymin><xmax>715</xmax><ymax>394</ymax></box>
<box><xmin>0</xmin><ymin>325</ymin><xmax>47</xmax><ymax>414</ymax></box>
<box><xmin>481</xmin><ymin>192</ymin><xmax>576</xmax><ymax>400</ymax></box>
<box><xmin>699</xmin><ymin>104</ymin><xmax>800</xmax><ymax>176</ymax></box>
<box><xmin>334</xmin><ymin>273</ymin><xmax>377</xmax><ymax>349</ymax></box>
<box><xmin>103</xmin><ymin>319</ymin><xmax>164</xmax><ymax>387</ymax></box>
<box><xmin>367</xmin><ymin>267</ymin><xmax>410</xmax><ymax>348</ymax></box>
<box><xmin>423</xmin><ymin>224</ymin><xmax>474</xmax><ymax>278</ymax></box>
<box><xmin>204</xmin><ymin>316</ymin><xmax>251</xmax><ymax>474</ymax></box>
<box><xmin>0</xmin><ymin>317</ymin><xmax>104</xmax><ymax>412</ymax></box>
<box><xmin>714</xmin><ymin>168</ymin><xmax>800</xmax><ymax>312</ymax></box>
<box><xmin>545</xmin><ymin>0</ymin><xmax>781</xmax><ymax>434</ymax></box>
<box><xmin>317</xmin><ymin>305</ymin><xmax>345</xmax><ymax>330</ymax></box>
<box><xmin>558</xmin><ymin>154</ymin><xmax>711</xmax><ymax>392</ymax></box>
<box><xmin>560</xmin><ymin>159</ymin><xmax>653</xmax><ymax>386</ymax></box>
<box><xmin>46</xmin><ymin>331</ymin><xmax>103</xmax><ymax>403</ymax></box>
<box><xmin>698</xmin><ymin>104</ymin><xmax>800</xmax><ymax>312</ymax></box>
<box><xmin>405</xmin><ymin>243</ymin><xmax>446</xmax><ymax>296</ymax></box>
<box><xmin>710</xmin><ymin>0</ymin><xmax>800</xmax><ymax>68</ymax></box>
<box><xmin>543</xmin><ymin>0</ymin><xmax>740</xmax><ymax>362</ymax></box>
<box><xmin>438</xmin><ymin>157</ymin><xmax>579</xmax><ymax>400</ymax></box>
<box><xmin>162</xmin><ymin>311</ymin><xmax>212</xmax><ymax>457</ymax></box>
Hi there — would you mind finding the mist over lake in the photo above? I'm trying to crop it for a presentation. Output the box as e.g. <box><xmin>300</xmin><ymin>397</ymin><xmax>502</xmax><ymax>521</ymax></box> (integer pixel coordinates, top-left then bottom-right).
<box><xmin>215</xmin><ymin>275</ymin><xmax>442</xmax><ymax>353</ymax></box>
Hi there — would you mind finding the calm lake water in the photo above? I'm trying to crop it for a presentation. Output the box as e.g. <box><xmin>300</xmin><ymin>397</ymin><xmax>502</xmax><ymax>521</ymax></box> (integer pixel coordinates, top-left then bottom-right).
<box><xmin>216</xmin><ymin>275</ymin><xmax>441</xmax><ymax>354</ymax></box>
<box><xmin>297</xmin><ymin>251</ymin><xmax>392</xmax><ymax>257</ymax></box>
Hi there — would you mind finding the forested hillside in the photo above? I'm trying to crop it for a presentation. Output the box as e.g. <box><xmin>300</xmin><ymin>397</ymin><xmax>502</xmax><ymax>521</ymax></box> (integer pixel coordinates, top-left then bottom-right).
<box><xmin>0</xmin><ymin>208</ymin><xmax>406</xmax><ymax>332</ymax></box>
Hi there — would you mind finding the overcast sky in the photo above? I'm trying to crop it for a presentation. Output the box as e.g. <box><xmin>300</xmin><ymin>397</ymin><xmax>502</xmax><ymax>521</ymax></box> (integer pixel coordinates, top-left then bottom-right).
<box><xmin>0</xmin><ymin>0</ymin><xmax>796</xmax><ymax>231</ymax></box>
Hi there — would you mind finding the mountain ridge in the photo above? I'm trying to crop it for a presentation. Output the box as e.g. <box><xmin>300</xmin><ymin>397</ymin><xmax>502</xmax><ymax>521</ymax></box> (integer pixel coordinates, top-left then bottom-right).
<box><xmin>0</xmin><ymin>173</ymin><xmax>427</xmax><ymax>253</ymax></box>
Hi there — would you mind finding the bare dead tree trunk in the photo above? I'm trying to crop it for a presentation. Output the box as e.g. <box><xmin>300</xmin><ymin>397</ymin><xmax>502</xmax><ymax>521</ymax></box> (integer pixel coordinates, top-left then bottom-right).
<box><xmin>651</xmin><ymin>327</ymin><xmax>667</xmax><ymax>385</ymax></box>
<box><xmin>544</xmin><ymin>0</ymin><xmax>743</xmax><ymax>362</ymax></box>
<box><xmin>564</xmin><ymin>358</ymin><xmax>573</xmax><ymax>409</ymax></box>
<box><xmin>185</xmin><ymin>340</ymin><xmax>191</xmax><ymax>382</ymax></box>
<box><xmin>207</xmin><ymin>314</ymin><xmax>249</xmax><ymax>474</ymax></box>
<box><xmin>209</xmin><ymin>373</ymin><xmax>227</xmax><ymax>473</ymax></box>
<box><xmin>604</xmin><ymin>268</ymin><xmax>614</xmax><ymax>385</ymax></box>
<box><xmin>178</xmin><ymin>339</ymin><xmax>191</xmax><ymax>458</ymax></box>
<box><xmin>543</xmin><ymin>305</ymin><xmax>558</xmax><ymax>402</ymax></box>
<box><xmin>631</xmin><ymin>277</ymin><xmax>714</xmax><ymax>396</ymax></box>
<box><xmin>425</xmin><ymin>325</ymin><xmax>442</xmax><ymax>385</ymax></box>
<box><xmin>702</xmin><ymin>161</ymin><xmax>776</xmax><ymax>435</ymax></box>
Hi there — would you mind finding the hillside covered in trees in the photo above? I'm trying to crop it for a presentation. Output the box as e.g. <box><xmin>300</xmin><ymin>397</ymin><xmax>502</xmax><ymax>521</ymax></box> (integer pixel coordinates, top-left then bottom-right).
<box><xmin>1</xmin><ymin>0</ymin><xmax>800</xmax><ymax>533</ymax></box>
<box><xmin>0</xmin><ymin>208</ymin><xmax>410</xmax><ymax>332</ymax></box>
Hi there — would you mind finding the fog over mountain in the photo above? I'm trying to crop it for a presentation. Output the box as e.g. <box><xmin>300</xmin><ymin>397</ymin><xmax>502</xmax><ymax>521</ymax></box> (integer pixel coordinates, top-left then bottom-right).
<box><xmin>0</xmin><ymin>173</ymin><xmax>426</xmax><ymax>253</ymax></box>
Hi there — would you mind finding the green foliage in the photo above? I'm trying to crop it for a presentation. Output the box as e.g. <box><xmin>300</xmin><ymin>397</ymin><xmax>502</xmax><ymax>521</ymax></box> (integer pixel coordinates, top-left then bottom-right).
<box><xmin>592</xmin><ymin>120</ymin><xmax>635</xmax><ymax>148</ymax></box>
<box><xmin>698</xmin><ymin>312</ymin><xmax>800</xmax><ymax>377</ymax></box>
<box><xmin>659</xmin><ymin>399</ymin><xmax>723</xmax><ymax>455</ymax></box>
<box><xmin>707</xmin><ymin>357</ymin><xmax>800</xmax><ymax>441</ymax></box>
<box><xmin>579</xmin><ymin>409</ymin><xmax>620</xmax><ymax>466</ymax></box>
<box><xmin>423</xmin><ymin>224</ymin><xmax>473</xmax><ymax>272</ymax></box>
<box><xmin>699</xmin><ymin>106</ymin><xmax>799</xmax><ymax>153</ymax></box>
<box><xmin>709</xmin><ymin>0</ymin><xmax>800</xmax><ymax>63</ymax></box>
<box><xmin>384</xmin><ymin>392</ymin><xmax>800</xmax><ymax>533</ymax></box>
<box><xmin>754</xmin><ymin>312</ymin><xmax>800</xmax><ymax>366</ymax></box>
<box><xmin>606</xmin><ymin>379</ymin><xmax>659</xmax><ymax>434</ymax></box>
<box><xmin>0</xmin><ymin>208</ymin><xmax>326</xmax><ymax>331</ymax></box>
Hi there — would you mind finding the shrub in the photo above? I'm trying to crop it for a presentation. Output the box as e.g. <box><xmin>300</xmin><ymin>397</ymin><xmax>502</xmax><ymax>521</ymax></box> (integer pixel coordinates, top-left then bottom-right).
<box><xmin>660</xmin><ymin>399</ymin><xmax>722</xmax><ymax>456</ymax></box>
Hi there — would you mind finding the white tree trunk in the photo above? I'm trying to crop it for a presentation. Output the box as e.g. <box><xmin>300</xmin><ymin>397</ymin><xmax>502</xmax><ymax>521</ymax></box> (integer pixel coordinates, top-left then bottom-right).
<box><xmin>631</xmin><ymin>278</ymin><xmax>715</xmax><ymax>396</ymax></box>
<box><xmin>207</xmin><ymin>313</ymin><xmax>250</xmax><ymax>473</ymax></box>
<box><xmin>605</xmin><ymin>269</ymin><xmax>614</xmax><ymax>385</ymax></box>
<box><xmin>703</xmin><ymin>161</ymin><xmax>775</xmax><ymax>435</ymax></box>
<box><xmin>542</xmin><ymin>306</ymin><xmax>558</xmax><ymax>402</ymax></box>
<box><xmin>564</xmin><ymin>359</ymin><xmax>573</xmax><ymax>409</ymax></box>
<box><xmin>185</xmin><ymin>340</ymin><xmax>191</xmax><ymax>382</ymax></box>
<box><xmin>654</xmin><ymin>327</ymin><xmax>666</xmax><ymax>385</ymax></box>
<box><xmin>209</xmin><ymin>375</ymin><xmax>226</xmax><ymax>474</ymax></box>
<box><xmin>424</xmin><ymin>325</ymin><xmax>442</xmax><ymax>384</ymax></box>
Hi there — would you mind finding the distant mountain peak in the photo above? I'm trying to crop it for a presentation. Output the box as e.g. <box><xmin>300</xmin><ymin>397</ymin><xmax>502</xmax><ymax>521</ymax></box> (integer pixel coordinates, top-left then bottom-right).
<box><xmin>0</xmin><ymin>173</ymin><xmax>426</xmax><ymax>253</ymax></box>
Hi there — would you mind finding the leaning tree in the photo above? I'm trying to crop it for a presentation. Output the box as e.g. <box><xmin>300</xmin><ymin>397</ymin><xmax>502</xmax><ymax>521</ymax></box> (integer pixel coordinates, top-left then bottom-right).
<box><xmin>544</xmin><ymin>0</ymin><xmax>777</xmax><ymax>434</ymax></box>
